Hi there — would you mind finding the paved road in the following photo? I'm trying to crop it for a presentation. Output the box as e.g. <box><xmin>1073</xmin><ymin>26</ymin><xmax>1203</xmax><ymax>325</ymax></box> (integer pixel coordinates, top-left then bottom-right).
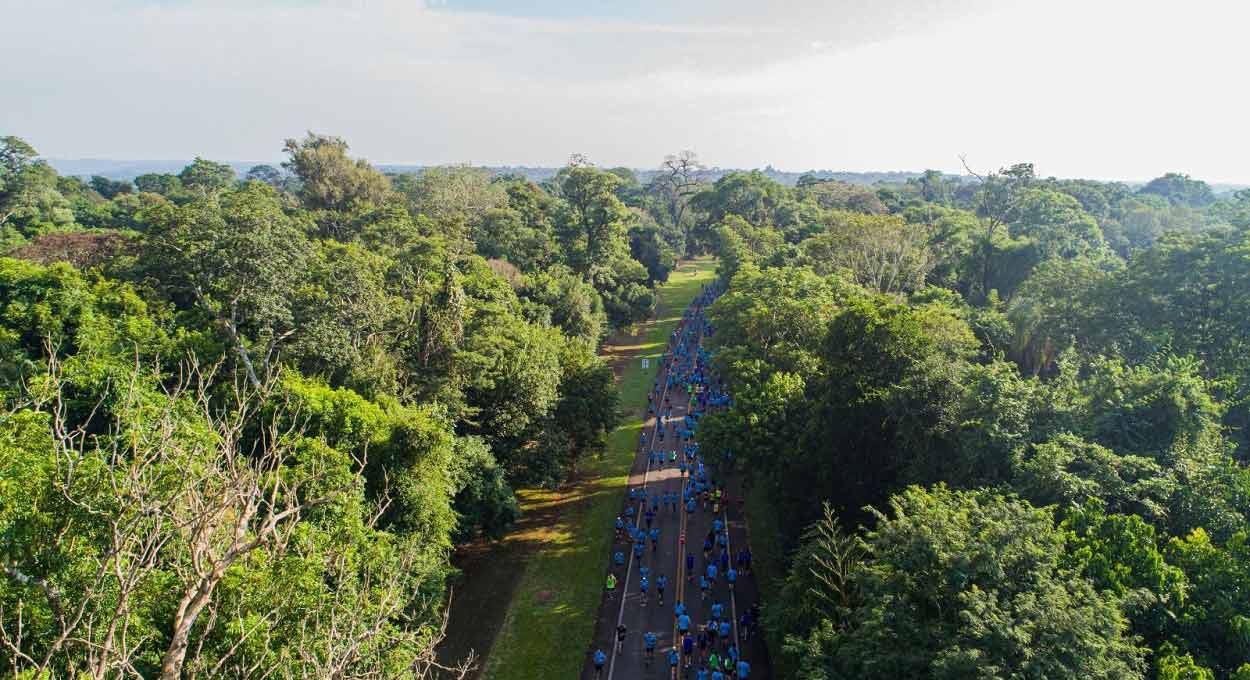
<box><xmin>583</xmin><ymin>305</ymin><xmax>770</xmax><ymax>680</ymax></box>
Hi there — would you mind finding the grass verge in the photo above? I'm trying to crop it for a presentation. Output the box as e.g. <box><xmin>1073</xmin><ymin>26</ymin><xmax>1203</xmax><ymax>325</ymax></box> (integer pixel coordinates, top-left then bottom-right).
<box><xmin>481</xmin><ymin>258</ymin><xmax>716</xmax><ymax>680</ymax></box>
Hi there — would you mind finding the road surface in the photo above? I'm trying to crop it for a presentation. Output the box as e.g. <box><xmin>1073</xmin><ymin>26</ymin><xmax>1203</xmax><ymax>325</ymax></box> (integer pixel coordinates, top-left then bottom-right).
<box><xmin>583</xmin><ymin>300</ymin><xmax>770</xmax><ymax>679</ymax></box>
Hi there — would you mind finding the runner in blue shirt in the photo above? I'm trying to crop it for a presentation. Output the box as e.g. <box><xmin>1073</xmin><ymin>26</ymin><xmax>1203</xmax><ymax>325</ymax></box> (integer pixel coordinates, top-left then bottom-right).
<box><xmin>686</xmin><ymin>553</ymin><xmax>696</xmax><ymax>581</ymax></box>
<box><xmin>650</xmin><ymin>527</ymin><xmax>660</xmax><ymax>551</ymax></box>
<box><xmin>615</xmin><ymin>516</ymin><xmax>624</xmax><ymax>539</ymax></box>
<box><xmin>687</xmin><ymin>497</ymin><xmax>697</xmax><ymax>513</ymax></box>
<box><xmin>718</xmin><ymin>619</ymin><xmax>731</xmax><ymax>644</ymax></box>
<box><xmin>736</xmin><ymin>660</ymin><xmax>750</xmax><ymax>678</ymax></box>
<box><xmin>713</xmin><ymin>518</ymin><xmax>722</xmax><ymax>534</ymax></box>
<box><xmin>699</xmin><ymin>575</ymin><xmax>709</xmax><ymax>600</ymax></box>
<box><xmin>643</xmin><ymin>631</ymin><xmax>657</xmax><ymax>662</ymax></box>
<box><xmin>677</xmin><ymin>612</ymin><xmax>691</xmax><ymax>634</ymax></box>
<box><xmin>711</xmin><ymin>602</ymin><xmax>722</xmax><ymax>620</ymax></box>
<box><xmin>613</xmin><ymin>551</ymin><xmax>624</xmax><ymax>567</ymax></box>
<box><xmin>682</xmin><ymin>632</ymin><xmax>694</xmax><ymax>663</ymax></box>
<box><xmin>696</xmin><ymin>668</ymin><xmax>708</xmax><ymax>680</ymax></box>
<box><xmin>727</xmin><ymin>567</ymin><xmax>737</xmax><ymax>591</ymax></box>
<box><xmin>711</xmin><ymin>670</ymin><xmax>723</xmax><ymax>680</ymax></box>
<box><xmin>668</xmin><ymin>647</ymin><xmax>680</xmax><ymax>671</ymax></box>
<box><xmin>674</xmin><ymin>600</ymin><xmax>686</xmax><ymax>618</ymax></box>
<box><xmin>593</xmin><ymin>649</ymin><xmax>606</xmax><ymax>678</ymax></box>
<box><xmin>656</xmin><ymin>574</ymin><xmax>668</xmax><ymax>605</ymax></box>
<box><xmin>639</xmin><ymin>575</ymin><xmax>650</xmax><ymax>607</ymax></box>
<box><xmin>706</xmin><ymin>563</ymin><xmax>717</xmax><ymax>585</ymax></box>
<box><xmin>633</xmin><ymin>540</ymin><xmax>644</xmax><ymax>559</ymax></box>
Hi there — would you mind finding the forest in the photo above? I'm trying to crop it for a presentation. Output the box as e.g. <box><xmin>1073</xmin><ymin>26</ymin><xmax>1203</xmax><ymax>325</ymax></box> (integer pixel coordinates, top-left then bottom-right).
<box><xmin>0</xmin><ymin>133</ymin><xmax>686</xmax><ymax>678</ymax></box>
<box><xmin>694</xmin><ymin>165</ymin><xmax>1250</xmax><ymax>679</ymax></box>
<box><xmin>3</xmin><ymin>130</ymin><xmax>1250</xmax><ymax>679</ymax></box>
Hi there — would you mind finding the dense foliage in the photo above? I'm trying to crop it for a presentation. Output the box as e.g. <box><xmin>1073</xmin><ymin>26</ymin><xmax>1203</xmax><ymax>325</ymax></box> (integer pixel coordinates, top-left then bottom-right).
<box><xmin>694</xmin><ymin>165</ymin><xmax>1250</xmax><ymax>678</ymax></box>
<box><xmin>0</xmin><ymin>135</ymin><xmax>705</xmax><ymax>678</ymax></box>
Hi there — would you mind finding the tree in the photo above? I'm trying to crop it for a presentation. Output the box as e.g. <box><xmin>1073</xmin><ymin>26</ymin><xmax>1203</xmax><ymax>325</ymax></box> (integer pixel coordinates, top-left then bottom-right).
<box><xmin>244</xmin><ymin>163</ymin><xmax>286</xmax><ymax>188</ymax></box>
<box><xmin>133</xmin><ymin>172</ymin><xmax>184</xmax><ymax>197</ymax></box>
<box><xmin>142</xmin><ymin>182</ymin><xmax>313</xmax><ymax>389</ymax></box>
<box><xmin>1140</xmin><ymin>173</ymin><xmax>1216</xmax><ymax>208</ymax></box>
<box><xmin>962</xmin><ymin>160</ymin><xmax>1036</xmax><ymax>301</ymax></box>
<box><xmin>552</xmin><ymin>165</ymin><xmax>631</xmax><ymax>278</ymax></box>
<box><xmin>395</xmin><ymin>166</ymin><xmax>507</xmax><ymax>253</ymax></box>
<box><xmin>814</xmin><ymin>486</ymin><xmax>1146</xmax><ymax>680</ymax></box>
<box><xmin>87</xmin><ymin>175</ymin><xmax>132</xmax><ymax>199</ymax></box>
<box><xmin>799</xmin><ymin>211</ymin><xmax>935</xmax><ymax>294</ymax></box>
<box><xmin>649</xmin><ymin>150</ymin><xmax>705</xmax><ymax>255</ymax></box>
<box><xmin>0</xmin><ymin>357</ymin><xmax>470</xmax><ymax>680</ymax></box>
<box><xmin>282</xmin><ymin>132</ymin><xmax>392</xmax><ymax>215</ymax></box>
<box><xmin>177</xmin><ymin>157</ymin><xmax>236</xmax><ymax>193</ymax></box>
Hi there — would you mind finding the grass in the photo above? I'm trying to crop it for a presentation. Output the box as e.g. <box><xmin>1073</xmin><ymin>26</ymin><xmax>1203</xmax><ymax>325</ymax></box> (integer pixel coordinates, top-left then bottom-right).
<box><xmin>482</xmin><ymin>258</ymin><xmax>717</xmax><ymax>680</ymax></box>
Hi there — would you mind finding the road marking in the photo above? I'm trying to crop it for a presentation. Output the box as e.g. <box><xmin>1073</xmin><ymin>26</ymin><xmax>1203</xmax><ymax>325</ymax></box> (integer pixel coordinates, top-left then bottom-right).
<box><xmin>607</xmin><ymin>324</ymin><xmax>682</xmax><ymax>680</ymax></box>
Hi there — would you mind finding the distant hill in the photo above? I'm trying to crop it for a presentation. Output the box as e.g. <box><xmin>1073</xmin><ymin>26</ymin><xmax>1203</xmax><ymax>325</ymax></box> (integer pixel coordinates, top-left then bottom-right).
<box><xmin>46</xmin><ymin>159</ymin><xmax>944</xmax><ymax>187</ymax></box>
<box><xmin>44</xmin><ymin>159</ymin><xmax>1248</xmax><ymax>193</ymax></box>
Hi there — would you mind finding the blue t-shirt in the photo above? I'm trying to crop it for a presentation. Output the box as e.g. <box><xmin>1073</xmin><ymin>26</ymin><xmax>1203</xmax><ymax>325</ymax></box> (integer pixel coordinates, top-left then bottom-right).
<box><xmin>711</xmin><ymin>603</ymin><xmax>722</xmax><ymax>619</ymax></box>
<box><xmin>677</xmin><ymin>614</ymin><xmax>691</xmax><ymax>631</ymax></box>
<box><xmin>697</xmin><ymin>670</ymin><xmax>708</xmax><ymax>680</ymax></box>
<box><xmin>594</xmin><ymin>650</ymin><xmax>606</xmax><ymax>665</ymax></box>
<box><xmin>639</xmin><ymin>577</ymin><xmax>649</xmax><ymax>592</ymax></box>
<box><xmin>675</xmin><ymin>602</ymin><xmax>686</xmax><ymax>616</ymax></box>
<box><xmin>707</xmin><ymin>564</ymin><xmax>717</xmax><ymax>579</ymax></box>
<box><xmin>669</xmin><ymin>649</ymin><xmax>680</xmax><ymax>666</ymax></box>
<box><xmin>699</xmin><ymin>576</ymin><xmax>708</xmax><ymax>589</ymax></box>
<box><xmin>613</xmin><ymin>551</ymin><xmax>624</xmax><ymax>565</ymax></box>
<box><xmin>727</xmin><ymin>568</ymin><xmax>737</xmax><ymax>582</ymax></box>
<box><xmin>737</xmin><ymin>661</ymin><xmax>750</xmax><ymax>678</ymax></box>
<box><xmin>711</xmin><ymin>672</ymin><xmax>723</xmax><ymax>680</ymax></box>
<box><xmin>719</xmin><ymin>621</ymin><xmax>731</xmax><ymax>637</ymax></box>
<box><xmin>657</xmin><ymin>575</ymin><xmax>668</xmax><ymax>590</ymax></box>
<box><xmin>644</xmin><ymin>632</ymin><xmax>657</xmax><ymax>649</ymax></box>
<box><xmin>682</xmin><ymin>635</ymin><xmax>694</xmax><ymax>653</ymax></box>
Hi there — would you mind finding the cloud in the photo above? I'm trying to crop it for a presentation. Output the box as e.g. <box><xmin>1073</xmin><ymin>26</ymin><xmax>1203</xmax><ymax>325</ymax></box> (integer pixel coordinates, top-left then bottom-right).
<box><xmin>0</xmin><ymin>0</ymin><xmax>1246</xmax><ymax>182</ymax></box>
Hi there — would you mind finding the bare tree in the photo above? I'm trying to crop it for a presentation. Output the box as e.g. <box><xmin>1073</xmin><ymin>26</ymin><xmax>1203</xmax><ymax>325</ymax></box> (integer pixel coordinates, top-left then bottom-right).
<box><xmin>2</xmin><ymin>352</ymin><xmax>472</xmax><ymax>680</ymax></box>
<box><xmin>649</xmin><ymin>150</ymin><xmax>706</xmax><ymax>254</ymax></box>
<box><xmin>960</xmin><ymin>157</ymin><xmax>1035</xmax><ymax>301</ymax></box>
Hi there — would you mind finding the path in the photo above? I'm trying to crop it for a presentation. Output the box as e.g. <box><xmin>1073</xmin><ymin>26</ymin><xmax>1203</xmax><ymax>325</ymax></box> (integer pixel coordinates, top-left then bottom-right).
<box><xmin>583</xmin><ymin>292</ymin><xmax>771</xmax><ymax>679</ymax></box>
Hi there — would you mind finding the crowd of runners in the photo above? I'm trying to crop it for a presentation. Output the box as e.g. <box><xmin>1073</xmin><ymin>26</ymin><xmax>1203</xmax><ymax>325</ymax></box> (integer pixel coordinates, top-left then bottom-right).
<box><xmin>592</xmin><ymin>282</ymin><xmax>759</xmax><ymax>680</ymax></box>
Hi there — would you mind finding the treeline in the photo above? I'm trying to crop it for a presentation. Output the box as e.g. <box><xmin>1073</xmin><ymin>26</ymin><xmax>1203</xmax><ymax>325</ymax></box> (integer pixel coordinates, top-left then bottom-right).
<box><xmin>694</xmin><ymin>165</ymin><xmax>1250</xmax><ymax>678</ymax></box>
<box><xmin>0</xmin><ymin>135</ymin><xmax>705</xmax><ymax>678</ymax></box>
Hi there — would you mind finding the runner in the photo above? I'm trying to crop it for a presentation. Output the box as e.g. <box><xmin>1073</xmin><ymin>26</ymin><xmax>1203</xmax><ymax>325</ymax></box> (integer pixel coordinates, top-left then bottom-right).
<box><xmin>593</xmin><ymin>648</ymin><xmax>606</xmax><ymax>678</ymax></box>
<box><xmin>656</xmin><ymin>573</ymin><xmax>668</xmax><ymax>606</ymax></box>
<box><xmin>615</xmin><ymin>623</ymin><xmax>627</xmax><ymax>654</ymax></box>
<box><xmin>643</xmin><ymin>631</ymin><xmax>657</xmax><ymax>663</ymax></box>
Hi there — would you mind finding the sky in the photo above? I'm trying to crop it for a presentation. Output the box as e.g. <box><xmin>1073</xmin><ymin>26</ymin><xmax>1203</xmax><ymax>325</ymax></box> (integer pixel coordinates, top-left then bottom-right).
<box><xmin>2</xmin><ymin>0</ymin><xmax>1248</xmax><ymax>183</ymax></box>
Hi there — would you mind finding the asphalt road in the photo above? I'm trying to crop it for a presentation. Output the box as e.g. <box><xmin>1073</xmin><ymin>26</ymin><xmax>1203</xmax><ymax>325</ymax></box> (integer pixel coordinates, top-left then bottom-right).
<box><xmin>584</xmin><ymin>309</ymin><xmax>770</xmax><ymax>680</ymax></box>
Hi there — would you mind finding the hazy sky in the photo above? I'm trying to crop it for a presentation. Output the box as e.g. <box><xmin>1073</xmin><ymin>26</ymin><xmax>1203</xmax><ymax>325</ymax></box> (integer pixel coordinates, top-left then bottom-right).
<box><xmin>2</xmin><ymin>0</ymin><xmax>1248</xmax><ymax>182</ymax></box>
